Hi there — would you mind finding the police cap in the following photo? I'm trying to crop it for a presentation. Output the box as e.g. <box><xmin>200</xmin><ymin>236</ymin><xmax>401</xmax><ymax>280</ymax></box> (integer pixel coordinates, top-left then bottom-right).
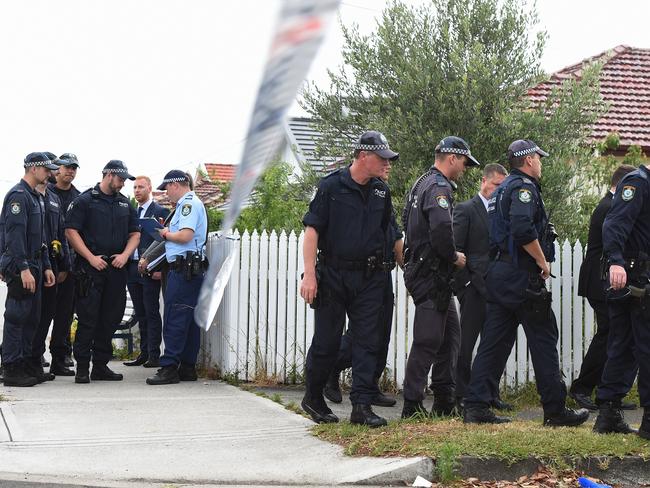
<box><xmin>435</xmin><ymin>136</ymin><xmax>480</xmax><ymax>167</ymax></box>
<box><xmin>43</xmin><ymin>152</ymin><xmax>59</xmax><ymax>164</ymax></box>
<box><xmin>354</xmin><ymin>131</ymin><xmax>399</xmax><ymax>161</ymax></box>
<box><xmin>24</xmin><ymin>152</ymin><xmax>60</xmax><ymax>170</ymax></box>
<box><xmin>59</xmin><ymin>153</ymin><xmax>80</xmax><ymax>168</ymax></box>
<box><xmin>507</xmin><ymin>140</ymin><xmax>549</xmax><ymax>161</ymax></box>
<box><xmin>157</xmin><ymin>169</ymin><xmax>190</xmax><ymax>190</ymax></box>
<box><xmin>103</xmin><ymin>160</ymin><xmax>135</xmax><ymax>180</ymax></box>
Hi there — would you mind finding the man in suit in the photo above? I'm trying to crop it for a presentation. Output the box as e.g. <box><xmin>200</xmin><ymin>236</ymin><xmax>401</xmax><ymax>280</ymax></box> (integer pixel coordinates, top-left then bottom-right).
<box><xmin>124</xmin><ymin>176</ymin><xmax>170</xmax><ymax>368</ymax></box>
<box><xmin>451</xmin><ymin>163</ymin><xmax>508</xmax><ymax>410</ymax></box>
<box><xmin>571</xmin><ymin>164</ymin><xmax>637</xmax><ymax>410</ymax></box>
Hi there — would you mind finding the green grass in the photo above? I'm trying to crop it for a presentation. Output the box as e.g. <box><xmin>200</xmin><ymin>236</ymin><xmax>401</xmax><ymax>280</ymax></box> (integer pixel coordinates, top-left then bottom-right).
<box><xmin>313</xmin><ymin>417</ymin><xmax>650</xmax><ymax>467</ymax></box>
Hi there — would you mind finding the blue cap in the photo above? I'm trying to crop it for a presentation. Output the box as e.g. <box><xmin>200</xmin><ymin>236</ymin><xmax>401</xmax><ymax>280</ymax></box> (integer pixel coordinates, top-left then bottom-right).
<box><xmin>59</xmin><ymin>153</ymin><xmax>80</xmax><ymax>168</ymax></box>
<box><xmin>103</xmin><ymin>160</ymin><xmax>135</xmax><ymax>180</ymax></box>
<box><xmin>435</xmin><ymin>136</ymin><xmax>480</xmax><ymax>167</ymax></box>
<box><xmin>354</xmin><ymin>131</ymin><xmax>399</xmax><ymax>161</ymax></box>
<box><xmin>157</xmin><ymin>170</ymin><xmax>190</xmax><ymax>190</ymax></box>
<box><xmin>24</xmin><ymin>152</ymin><xmax>60</xmax><ymax>170</ymax></box>
<box><xmin>43</xmin><ymin>152</ymin><xmax>59</xmax><ymax>164</ymax></box>
<box><xmin>507</xmin><ymin>140</ymin><xmax>549</xmax><ymax>161</ymax></box>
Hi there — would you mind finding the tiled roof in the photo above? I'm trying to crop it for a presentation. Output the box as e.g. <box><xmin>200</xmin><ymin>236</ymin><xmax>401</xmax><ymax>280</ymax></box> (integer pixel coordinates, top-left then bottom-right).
<box><xmin>204</xmin><ymin>163</ymin><xmax>236</xmax><ymax>182</ymax></box>
<box><xmin>152</xmin><ymin>178</ymin><xmax>226</xmax><ymax>209</ymax></box>
<box><xmin>528</xmin><ymin>45</ymin><xmax>650</xmax><ymax>152</ymax></box>
<box><xmin>287</xmin><ymin>117</ymin><xmax>346</xmax><ymax>173</ymax></box>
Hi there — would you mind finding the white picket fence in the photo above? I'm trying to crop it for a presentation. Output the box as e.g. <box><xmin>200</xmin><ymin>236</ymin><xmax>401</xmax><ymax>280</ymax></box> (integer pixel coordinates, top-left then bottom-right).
<box><xmin>201</xmin><ymin>230</ymin><xmax>595</xmax><ymax>388</ymax></box>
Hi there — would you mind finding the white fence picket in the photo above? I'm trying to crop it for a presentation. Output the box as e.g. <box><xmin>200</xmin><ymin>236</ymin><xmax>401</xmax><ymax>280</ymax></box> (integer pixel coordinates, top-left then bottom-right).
<box><xmin>201</xmin><ymin>231</ymin><xmax>598</xmax><ymax>390</ymax></box>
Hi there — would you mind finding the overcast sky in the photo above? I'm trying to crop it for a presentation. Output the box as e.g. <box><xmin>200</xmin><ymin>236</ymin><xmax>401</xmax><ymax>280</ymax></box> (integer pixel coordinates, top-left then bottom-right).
<box><xmin>0</xmin><ymin>0</ymin><xmax>648</xmax><ymax>195</ymax></box>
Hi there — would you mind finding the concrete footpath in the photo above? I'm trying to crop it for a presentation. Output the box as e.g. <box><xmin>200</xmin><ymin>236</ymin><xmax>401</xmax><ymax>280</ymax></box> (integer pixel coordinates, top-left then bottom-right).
<box><xmin>0</xmin><ymin>362</ymin><xmax>430</xmax><ymax>487</ymax></box>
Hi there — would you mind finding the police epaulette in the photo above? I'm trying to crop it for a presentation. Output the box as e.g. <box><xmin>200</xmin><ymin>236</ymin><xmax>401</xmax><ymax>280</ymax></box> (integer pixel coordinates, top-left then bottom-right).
<box><xmin>433</xmin><ymin>173</ymin><xmax>450</xmax><ymax>187</ymax></box>
<box><xmin>522</xmin><ymin>177</ymin><xmax>533</xmax><ymax>184</ymax></box>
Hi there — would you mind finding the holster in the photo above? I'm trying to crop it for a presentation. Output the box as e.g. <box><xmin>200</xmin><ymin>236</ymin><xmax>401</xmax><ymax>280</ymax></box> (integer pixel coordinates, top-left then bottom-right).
<box><xmin>429</xmin><ymin>272</ymin><xmax>453</xmax><ymax>313</ymax></box>
<box><xmin>4</xmin><ymin>267</ymin><xmax>37</xmax><ymax>300</ymax></box>
<box><xmin>74</xmin><ymin>265</ymin><xmax>93</xmax><ymax>298</ymax></box>
<box><xmin>523</xmin><ymin>282</ymin><xmax>552</xmax><ymax>323</ymax></box>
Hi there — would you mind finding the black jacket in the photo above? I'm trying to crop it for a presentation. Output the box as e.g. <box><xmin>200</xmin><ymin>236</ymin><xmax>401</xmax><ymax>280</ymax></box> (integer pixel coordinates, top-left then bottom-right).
<box><xmin>577</xmin><ymin>192</ymin><xmax>612</xmax><ymax>301</ymax></box>
<box><xmin>453</xmin><ymin>194</ymin><xmax>489</xmax><ymax>297</ymax></box>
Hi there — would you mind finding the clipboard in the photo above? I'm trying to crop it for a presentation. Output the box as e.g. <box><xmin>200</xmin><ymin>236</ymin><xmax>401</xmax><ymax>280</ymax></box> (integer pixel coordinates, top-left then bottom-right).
<box><xmin>139</xmin><ymin>218</ymin><xmax>164</xmax><ymax>242</ymax></box>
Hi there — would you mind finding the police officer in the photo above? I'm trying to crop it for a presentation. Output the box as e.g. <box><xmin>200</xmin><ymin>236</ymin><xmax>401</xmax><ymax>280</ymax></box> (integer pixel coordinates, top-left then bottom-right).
<box><xmin>400</xmin><ymin>136</ymin><xmax>478</xmax><ymax>418</ymax></box>
<box><xmin>463</xmin><ymin>139</ymin><xmax>589</xmax><ymax>426</ymax></box>
<box><xmin>300</xmin><ymin>130</ymin><xmax>398</xmax><ymax>427</ymax></box>
<box><xmin>65</xmin><ymin>160</ymin><xmax>140</xmax><ymax>383</ymax></box>
<box><xmin>593</xmin><ymin>163</ymin><xmax>650</xmax><ymax>437</ymax></box>
<box><xmin>0</xmin><ymin>153</ymin><xmax>58</xmax><ymax>387</ymax></box>
<box><xmin>48</xmin><ymin>153</ymin><xmax>81</xmax><ymax>374</ymax></box>
<box><xmin>29</xmin><ymin>162</ymin><xmax>72</xmax><ymax>382</ymax></box>
<box><xmin>146</xmin><ymin>170</ymin><xmax>207</xmax><ymax>385</ymax></box>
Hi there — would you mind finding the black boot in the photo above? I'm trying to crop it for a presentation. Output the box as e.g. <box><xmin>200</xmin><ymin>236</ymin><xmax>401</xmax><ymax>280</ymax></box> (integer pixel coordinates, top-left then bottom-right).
<box><xmin>593</xmin><ymin>401</ymin><xmax>636</xmax><ymax>434</ymax></box>
<box><xmin>490</xmin><ymin>397</ymin><xmax>514</xmax><ymax>411</ymax></box>
<box><xmin>401</xmin><ymin>399</ymin><xmax>430</xmax><ymax>419</ymax></box>
<box><xmin>178</xmin><ymin>363</ymin><xmax>198</xmax><ymax>381</ymax></box>
<box><xmin>25</xmin><ymin>358</ymin><xmax>55</xmax><ymax>383</ymax></box>
<box><xmin>75</xmin><ymin>362</ymin><xmax>90</xmax><ymax>383</ymax></box>
<box><xmin>64</xmin><ymin>355</ymin><xmax>74</xmax><ymax>367</ymax></box>
<box><xmin>323</xmin><ymin>371</ymin><xmax>342</xmax><ymax>403</ymax></box>
<box><xmin>50</xmin><ymin>356</ymin><xmax>75</xmax><ymax>376</ymax></box>
<box><xmin>638</xmin><ymin>408</ymin><xmax>650</xmax><ymax>440</ymax></box>
<box><xmin>543</xmin><ymin>407</ymin><xmax>589</xmax><ymax>427</ymax></box>
<box><xmin>350</xmin><ymin>404</ymin><xmax>387</xmax><ymax>428</ymax></box>
<box><xmin>91</xmin><ymin>363</ymin><xmax>123</xmax><ymax>381</ymax></box>
<box><xmin>372</xmin><ymin>391</ymin><xmax>397</xmax><ymax>407</ymax></box>
<box><xmin>2</xmin><ymin>361</ymin><xmax>38</xmax><ymax>387</ymax></box>
<box><xmin>432</xmin><ymin>393</ymin><xmax>457</xmax><ymax>417</ymax></box>
<box><xmin>146</xmin><ymin>365</ymin><xmax>180</xmax><ymax>385</ymax></box>
<box><xmin>301</xmin><ymin>391</ymin><xmax>339</xmax><ymax>424</ymax></box>
<box><xmin>464</xmin><ymin>406</ymin><xmax>511</xmax><ymax>424</ymax></box>
<box><xmin>569</xmin><ymin>391</ymin><xmax>598</xmax><ymax>411</ymax></box>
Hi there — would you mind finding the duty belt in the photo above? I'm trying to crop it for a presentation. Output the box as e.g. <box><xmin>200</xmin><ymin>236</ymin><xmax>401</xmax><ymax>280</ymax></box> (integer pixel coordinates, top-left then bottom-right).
<box><xmin>318</xmin><ymin>252</ymin><xmax>393</xmax><ymax>272</ymax></box>
<box><xmin>493</xmin><ymin>250</ymin><xmax>539</xmax><ymax>273</ymax></box>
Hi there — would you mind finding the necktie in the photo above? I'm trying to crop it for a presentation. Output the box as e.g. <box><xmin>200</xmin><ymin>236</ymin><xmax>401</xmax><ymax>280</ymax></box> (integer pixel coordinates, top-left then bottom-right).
<box><xmin>134</xmin><ymin>207</ymin><xmax>144</xmax><ymax>260</ymax></box>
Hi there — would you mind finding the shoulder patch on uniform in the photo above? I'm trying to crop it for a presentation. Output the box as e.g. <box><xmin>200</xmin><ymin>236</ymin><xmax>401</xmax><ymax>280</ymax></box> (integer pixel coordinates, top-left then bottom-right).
<box><xmin>522</xmin><ymin>177</ymin><xmax>533</xmax><ymax>184</ymax></box>
<box><xmin>518</xmin><ymin>188</ymin><xmax>532</xmax><ymax>203</ymax></box>
<box><xmin>181</xmin><ymin>203</ymin><xmax>192</xmax><ymax>216</ymax></box>
<box><xmin>621</xmin><ymin>185</ymin><xmax>636</xmax><ymax>201</ymax></box>
<box><xmin>118</xmin><ymin>201</ymin><xmax>129</xmax><ymax>208</ymax></box>
<box><xmin>373</xmin><ymin>188</ymin><xmax>386</xmax><ymax>198</ymax></box>
<box><xmin>436</xmin><ymin>195</ymin><xmax>449</xmax><ymax>209</ymax></box>
<box><xmin>10</xmin><ymin>202</ymin><xmax>21</xmax><ymax>215</ymax></box>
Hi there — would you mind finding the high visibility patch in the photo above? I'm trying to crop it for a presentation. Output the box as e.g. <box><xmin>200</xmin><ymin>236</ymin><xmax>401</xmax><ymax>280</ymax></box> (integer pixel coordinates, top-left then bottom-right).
<box><xmin>622</xmin><ymin>185</ymin><xmax>636</xmax><ymax>202</ymax></box>
<box><xmin>518</xmin><ymin>189</ymin><xmax>532</xmax><ymax>203</ymax></box>
<box><xmin>436</xmin><ymin>195</ymin><xmax>449</xmax><ymax>209</ymax></box>
<box><xmin>181</xmin><ymin>203</ymin><xmax>192</xmax><ymax>216</ymax></box>
<box><xmin>10</xmin><ymin>202</ymin><xmax>20</xmax><ymax>215</ymax></box>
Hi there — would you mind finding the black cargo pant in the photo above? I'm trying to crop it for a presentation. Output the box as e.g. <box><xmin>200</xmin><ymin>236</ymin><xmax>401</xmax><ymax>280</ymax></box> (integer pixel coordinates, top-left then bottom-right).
<box><xmin>305</xmin><ymin>265</ymin><xmax>385</xmax><ymax>405</ymax></box>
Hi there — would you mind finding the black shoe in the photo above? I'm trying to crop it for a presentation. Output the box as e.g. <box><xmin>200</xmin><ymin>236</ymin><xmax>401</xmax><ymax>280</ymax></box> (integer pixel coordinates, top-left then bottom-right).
<box><xmin>544</xmin><ymin>407</ymin><xmax>589</xmax><ymax>427</ymax></box>
<box><xmin>401</xmin><ymin>399</ymin><xmax>430</xmax><ymax>419</ymax></box>
<box><xmin>432</xmin><ymin>394</ymin><xmax>457</xmax><ymax>417</ymax></box>
<box><xmin>25</xmin><ymin>358</ymin><xmax>55</xmax><ymax>383</ymax></box>
<box><xmin>569</xmin><ymin>391</ymin><xmax>598</xmax><ymax>411</ymax></box>
<box><xmin>593</xmin><ymin>401</ymin><xmax>637</xmax><ymax>434</ymax></box>
<box><xmin>350</xmin><ymin>404</ymin><xmax>387</xmax><ymax>428</ymax></box>
<box><xmin>490</xmin><ymin>397</ymin><xmax>514</xmax><ymax>411</ymax></box>
<box><xmin>301</xmin><ymin>394</ymin><xmax>339</xmax><ymax>424</ymax></box>
<box><xmin>50</xmin><ymin>357</ymin><xmax>75</xmax><ymax>377</ymax></box>
<box><xmin>323</xmin><ymin>372</ymin><xmax>342</xmax><ymax>404</ymax></box>
<box><xmin>75</xmin><ymin>363</ymin><xmax>90</xmax><ymax>384</ymax></box>
<box><xmin>123</xmin><ymin>354</ymin><xmax>148</xmax><ymax>367</ymax></box>
<box><xmin>91</xmin><ymin>364</ymin><xmax>123</xmax><ymax>381</ymax></box>
<box><xmin>621</xmin><ymin>400</ymin><xmax>637</xmax><ymax>411</ymax></box>
<box><xmin>41</xmin><ymin>355</ymin><xmax>50</xmax><ymax>368</ymax></box>
<box><xmin>64</xmin><ymin>355</ymin><xmax>74</xmax><ymax>367</ymax></box>
<box><xmin>2</xmin><ymin>362</ymin><xmax>38</xmax><ymax>387</ymax></box>
<box><xmin>639</xmin><ymin>408</ymin><xmax>650</xmax><ymax>440</ymax></box>
<box><xmin>143</xmin><ymin>358</ymin><xmax>161</xmax><ymax>368</ymax></box>
<box><xmin>372</xmin><ymin>392</ymin><xmax>397</xmax><ymax>407</ymax></box>
<box><xmin>146</xmin><ymin>365</ymin><xmax>180</xmax><ymax>385</ymax></box>
<box><xmin>464</xmin><ymin>406</ymin><xmax>511</xmax><ymax>424</ymax></box>
<box><xmin>178</xmin><ymin>363</ymin><xmax>198</xmax><ymax>381</ymax></box>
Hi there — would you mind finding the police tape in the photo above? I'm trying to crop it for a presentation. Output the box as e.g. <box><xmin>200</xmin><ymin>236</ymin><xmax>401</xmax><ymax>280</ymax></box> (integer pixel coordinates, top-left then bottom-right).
<box><xmin>194</xmin><ymin>0</ymin><xmax>341</xmax><ymax>331</ymax></box>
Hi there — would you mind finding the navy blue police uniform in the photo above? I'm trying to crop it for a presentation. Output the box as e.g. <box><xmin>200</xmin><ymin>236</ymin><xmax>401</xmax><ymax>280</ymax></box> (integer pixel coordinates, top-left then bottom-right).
<box><xmin>125</xmin><ymin>198</ymin><xmax>169</xmax><ymax>366</ymax></box>
<box><xmin>65</xmin><ymin>161</ymin><xmax>139</xmax><ymax>382</ymax></box>
<box><xmin>146</xmin><ymin>170</ymin><xmax>207</xmax><ymax>385</ymax></box>
<box><xmin>31</xmin><ymin>185</ymin><xmax>71</xmax><ymax>378</ymax></box>
<box><xmin>401</xmin><ymin>136</ymin><xmax>480</xmax><ymax>418</ymax></box>
<box><xmin>325</xmin><ymin>213</ymin><xmax>402</xmax><ymax>406</ymax></box>
<box><xmin>48</xmin><ymin>153</ymin><xmax>81</xmax><ymax>367</ymax></box>
<box><xmin>595</xmin><ymin>164</ymin><xmax>650</xmax><ymax>437</ymax></box>
<box><xmin>301</xmin><ymin>131</ymin><xmax>398</xmax><ymax>427</ymax></box>
<box><xmin>464</xmin><ymin>140</ymin><xmax>588</xmax><ymax>426</ymax></box>
<box><xmin>0</xmin><ymin>153</ymin><xmax>59</xmax><ymax>386</ymax></box>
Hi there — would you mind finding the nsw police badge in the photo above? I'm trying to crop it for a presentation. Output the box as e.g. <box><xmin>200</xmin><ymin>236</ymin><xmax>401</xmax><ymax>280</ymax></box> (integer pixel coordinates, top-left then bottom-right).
<box><xmin>622</xmin><ymin>185</ymin><xmax>636</xmax><ymax>202</ymax></box>
<box><xmin>10</xmin><ymin>202</ymin><xmax>20</xmax><ymax>215</ymax></box>
<box><xmin>436</xmin><ymin>195</ymin><xmax>449</xmax><ymax>209</ymax></box>
<box><xmin>518</xmin><ymin>189</ymin><xmax>532</xmax><ymax>203</ymax></box>
<box><xmin>181</xmin><ymin>203</ymin><xmax>192</xmax><ymax>216</ymax></box>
